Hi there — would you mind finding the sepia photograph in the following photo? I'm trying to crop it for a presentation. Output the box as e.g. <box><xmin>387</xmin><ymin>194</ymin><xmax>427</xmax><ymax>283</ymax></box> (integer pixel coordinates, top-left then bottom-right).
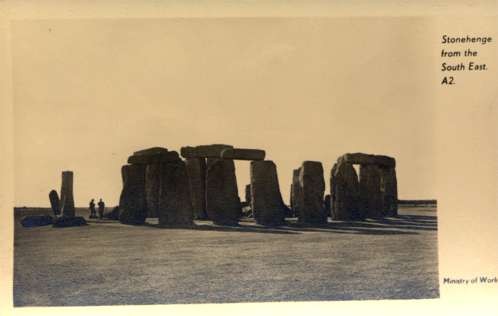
<box><xmin>10</xmin><ymin>17</ymin><xmax>442</xmax><ymax>306</ymax></box>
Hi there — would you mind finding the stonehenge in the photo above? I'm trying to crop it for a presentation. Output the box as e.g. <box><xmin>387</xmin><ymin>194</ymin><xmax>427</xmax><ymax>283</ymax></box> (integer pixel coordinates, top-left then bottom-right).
<box><xmin>295</xmin><ymin>161</ymin><xmax>327</xmax><ymax>225</ymax></box>
<box><xmin>185</xmin><ymin>158</ymin><xmax>208</xmax><ymax>219</ymax></box>
<box><xmin>331</xmin><ymin>153</ymin><xmax>398</xmax><ymax>220</ymax></box>
<box><xmin>46</xmin><ymin>171</ymin><xmax>87</xmax><ymax>227</ymax></box>
<box><xmin>60</xmin><ymin>171</ymin><xmax>75</xmax><ymax>217</ymax></box>
<box><xmin>205</xmin><ymin>158</ymin><xmax>241</xmax><ymax>225</ymax></box>
<box><xmin>49</xmin><ymin>190</ymin><xmax>60</xmax><ymax>216</ymax></box>
<box><xmin>116</xmin><ymin>145</ymin><xmax>399</xmax><ymax>228</ymax></box>
<box><xmin>119</xmin><ymin>164</ymin><xmax>147</xmax><ymax>225</ymax></box>
<box><xmin>158</xmin><ymin>160</ymin><xmax>193</xmax><ymax>227</ymax></box>
<box><xmin>250</xmin><ymin>160</ymin><xmax>287</xmax><ymax>226</ymax></box>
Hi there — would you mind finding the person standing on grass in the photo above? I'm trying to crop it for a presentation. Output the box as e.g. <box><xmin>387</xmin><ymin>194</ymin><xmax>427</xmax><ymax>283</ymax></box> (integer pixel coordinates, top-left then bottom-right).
<box><xmin>89</xmin><ymin>199</ymin><xmax>96</xmax><ymax>218</ymax></box>
<box><xmin>98</xmin><ymin>198</ymin><xmax>105</xmax><ymax>219</ymax></box>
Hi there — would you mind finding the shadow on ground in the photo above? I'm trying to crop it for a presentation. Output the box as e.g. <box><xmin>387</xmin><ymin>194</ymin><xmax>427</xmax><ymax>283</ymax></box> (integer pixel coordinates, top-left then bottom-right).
<box><xmin>142</xmin><ymin>213</ymin><xmax>437</xmax><ymax>236</ymax></box>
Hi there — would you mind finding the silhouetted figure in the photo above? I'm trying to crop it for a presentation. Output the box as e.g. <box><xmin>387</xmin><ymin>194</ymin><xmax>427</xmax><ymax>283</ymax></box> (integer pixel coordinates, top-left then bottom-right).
<box><xmin>89</xmin><ymin>199</ymin><xmax>97</xmax><ymax>219</ymax></box>
<box><xmin>98</xmin><ymin>199</ymin><xmax>105</xmax><ymax>219</ymax></box>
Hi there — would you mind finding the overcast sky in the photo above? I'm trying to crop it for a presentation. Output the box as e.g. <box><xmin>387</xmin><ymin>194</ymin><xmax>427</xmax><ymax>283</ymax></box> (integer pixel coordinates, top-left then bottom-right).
<box><xmin>12</xmin><ymin>18</ymin><xmax>436</xmax><ymax>206</ymax></box>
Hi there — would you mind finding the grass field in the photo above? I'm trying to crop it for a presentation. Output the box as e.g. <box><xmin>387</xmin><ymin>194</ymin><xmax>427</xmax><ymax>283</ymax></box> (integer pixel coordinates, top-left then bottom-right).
<box><xmin>13</xmin><ymin>206</ymin><xmax>439</xmax><ymax>306</ymax></box>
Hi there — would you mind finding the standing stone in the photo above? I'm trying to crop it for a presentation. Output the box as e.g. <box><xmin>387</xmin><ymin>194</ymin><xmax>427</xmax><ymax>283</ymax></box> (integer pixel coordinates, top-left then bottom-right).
<box><xmin>48</xmin><ymin>190</ymin><xmax>60</xmax><ymax>216</ymax></box>
<box><xmin>119</xmin><ymin>164</ymin><xmax>147</xmax><ymax>225</ymax></box>
<box><xmin>250</xmin><ymin>160</ymin><xmax>286</xmax><ymax>226</ymax></box>
<box><xmin>158</xmin><ymin>160</ymin><xmax>194</xmax><ymax>227</ymax></box>
<box><xmin>185</xmin><ymin>158</ymin><xmax>207</xmax><ymax>219</ymax></box>
<box><xmin>290</xmin><ymin>168</ymin><xmax>301</xmax><ymax>218</ymax></box>
<box><xmin>297</xmin><ymin>161</ymin><xmax>326</xmax><ymax>225</ymax></box>
<box><xmin>205</xmin><ymin>158</ymin><xmax>241</xmax><ymax>226</ymax></box>
<box><xmin>331</xmin><ymin>161</ymin><xmax>362</xmax><ymax>220</ymax></box>
<box><xmin>359</xmin><ymin>164</ymin><xmax>383</xmax><ymax>218</ymax></box>
<box><xmin>323</xmin><ymin>194</ymin><xmax>331</xmax><ymax>217</ymax></box>
<box><xmin>145</xmin><ymin>163</ymin><xmax>161</xmax><ymax>218</ymax></box>
<box><xmin>381</xmin><ymin>167</ymin><xmax>398</xmax><ymax>216</ymax></box>
<box><xmin>60</xmin><ymin>171</ymin><xmax>75</xmax><ymax>217</ymax></box>
<box><xmin>245</xmin><ymin>184</ymin><xmax>252</xmax><ymax>204</ymax></box>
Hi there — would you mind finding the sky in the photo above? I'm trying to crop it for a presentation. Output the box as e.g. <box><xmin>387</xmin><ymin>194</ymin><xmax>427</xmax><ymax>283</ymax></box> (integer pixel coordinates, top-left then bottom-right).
<box><xmin>12</xmin><ymin>17</ymin><xmax>436</xmax><ymax>206</ymax></box>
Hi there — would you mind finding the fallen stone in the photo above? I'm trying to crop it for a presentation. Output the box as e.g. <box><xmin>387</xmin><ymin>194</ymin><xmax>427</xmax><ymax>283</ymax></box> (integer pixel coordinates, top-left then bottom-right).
<box><xmin>297</xmin><ymin>161</ymin><xmax>326</xmax><ymax>225</ymax></box>
<box><xmin>250</xmin><ymin>160</ymin><xmax>286</xmax><ymax>226</ymax></box>
<box><xmin>145</xmin><ymin>163</ymin><xmax>161</xmax><ymax>218</ymax></box>
<box><xmin>60</xmin><ymin>171</ymin><xmax>75</xmax><ymax>218</ymax></box>
<box><xmin>220</xmin><ymin>148</ymin><xmax>265</xmax><ymax>161</ymax></box>
<box><xmin>21</xmin><ymin>215</ymin><xmax>53</xmax><ymax>227</ymax></box>
<box><xmin>206</xmin><ymin>158</ymin><xmax>241</xmax><ymax>225</ymax></box>
<box><xmin>185</xmin><ymin>158</ymin><xmax>208</xmax><ymax>219</ymax></box>
<box><xmin>48</xmin><ymin>190</ymin><xmax>60</xmax><ymax>216</ymax></box>
<box><xmin>119</xmin><ymin>164</ymin><xmax>147</xmax><ymax>225</ymax></box>
<box><xmin>158</xmin><ymin>160</ymin><xmax>194</xmax><ymax>227</ymax></box>
<box><xmin>359</xmin><ymin>164</ymin><xmax>384</xmax><ymax>218</ymax></box>
<box><xmin>53</xmin><ymin>216</ymin><xmax>88</xmax><ymax>228</ymax></box>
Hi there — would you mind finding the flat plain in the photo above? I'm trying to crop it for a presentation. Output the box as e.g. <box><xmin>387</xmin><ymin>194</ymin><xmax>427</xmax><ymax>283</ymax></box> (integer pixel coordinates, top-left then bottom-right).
<box><xmin>13</xmin><ymin>206</ymin><xmax>438</xmax><ymax>306</ymax></box>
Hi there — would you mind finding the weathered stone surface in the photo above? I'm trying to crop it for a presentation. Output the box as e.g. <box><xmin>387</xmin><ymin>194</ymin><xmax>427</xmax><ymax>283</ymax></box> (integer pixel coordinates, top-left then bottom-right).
<box><xmin>48</xmin><ymin>190</ymin><xmax>60</xmax><ymax>216</ymax></box>
<box><xmin>359</xmin><ymin>164</ymin><xmax>383</xmax><ymax>218</ymax></box>
<box><xmin>181</xmin><ymin>144</ymin><xmax>233</xmax><ymax>159</ymax></box>
<box><xmin>297</xmin><ymin>161</ymin><xmax>326</xmax><ymax>225</ymax></box>
<box><xmin>145</xmin><ymin>163</ymin><xmax>160</xmax><ymax>218</ymax></box>
<box><xmin>60</xmin><ymin>171</ymin><xmax>75</xmax><ymax>217</ymax></box>
<box><xmin>53</xmin><ymin>216</ymin><xmax>87</xmax><ymax>228</ymax></box>
<box><xmin>21</xmin><ymin>215</ymin><xmax>53</xmax><ymax>227</ymax></box>
<box><xmin>220</xmin><ymin>148</ymin><xmax>265</xmax><ymax>161</ymax></box>
<box><xmin>381</xmin><ymin>167</ymin><xmax>398</xmax><ymax>216</ymax></box>
<box><xmin>324</xmin><ymin>194</ymin><xmax>331</xmax><ymax>217</ymax></box>
<box><xmin>338</xmin><ymin>153</ymin><xmax>395</xmax><ymax>168</ymax></box>
<box><xmin>158</xmin><ymin>160</ymin><xmax>194</xmax><ymax>227</ymax></box>
<box><xmin>133</xmin><ymin>147</ymin><xmax>168</xmax><ymax>156</ymax></box>
<box><xmin>290</xmin><ymin>168</ymin><xmax>301</xmax><ymax>217</ymax></box>
<box><xmin>119</xmin><ymin>164</ymin><xmax>147</xmax><ymax>225</ymax></box>
<box><xmin>206</xmin><ymin>158</ymin><xmax>241</xmax><ymax>225</ymax></box>
<box><xmin>250</xmin><ymin>160</ymin><xmax>286</xmax><ymax>226</ymax></box>
<box><xmin>331</xmin><ymin>161</ymin><xmax>362</xmax><ymax>220</ymax></box>
<box><xmin>185</xmin><ymin>158</ymin><xmax>207</xmax><ymax>219</ymax></box>
<box><xmin>127</xmin><ymin>151</ymin><xmax>180</xmax><ymax>165</ymax></box>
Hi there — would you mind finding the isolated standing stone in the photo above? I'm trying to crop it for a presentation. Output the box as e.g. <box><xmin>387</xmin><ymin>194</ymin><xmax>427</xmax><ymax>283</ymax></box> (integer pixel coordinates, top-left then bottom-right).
<box><xmin>60</xmin><ymin>171</ymin><xmax>75</xmax><ymax>217</ymax></box>
<box><xmin>158</xmin><ymin>160</ymin><xmax>194</xmax><ymax>227</ymax></box>
<box><xmin>381</xmin><ymin>167</ymin><xmax>398</xmax><ymax>216</ymax></box>
<box><xmin>145</xmin><ymin>163</ymin><xmax>161</xmax><ymax>218</ymax></box>
<box><xmin>250</xmin><ymin>160</ymin><xmax>286</xmax><ymax>226</ymax></box>
<box><xmin>119</xmin><ymin>164</ymin><xmax>147</xmax><ymax>225</ymax></box>
<box><xmin>48</xmin><ymin>190</ymin><xmax>60</xmax><ymax>216</ymax></box>
<box><xmin>331</xmin><ymin>161</ymin><xmax>362</xmax><ymax>220</ymax></box>
<box><xmin>359</xmin><ymin>164</ymin><xmax>383</xmax><ymax>218</ymax></box>
<box><xmin>297</xmin><ymin>161</ymin><xmax>326</xmax><ymax>225</ymax></box>
<box><xmin>206</xmin><ymin>158</ymin><xmax>241</xmax><ymax>225</ymax></box>
<box><xmin>185</xmin><ymin>158</ymin><xmax>208</xmax><ymax>219</ymax></box>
